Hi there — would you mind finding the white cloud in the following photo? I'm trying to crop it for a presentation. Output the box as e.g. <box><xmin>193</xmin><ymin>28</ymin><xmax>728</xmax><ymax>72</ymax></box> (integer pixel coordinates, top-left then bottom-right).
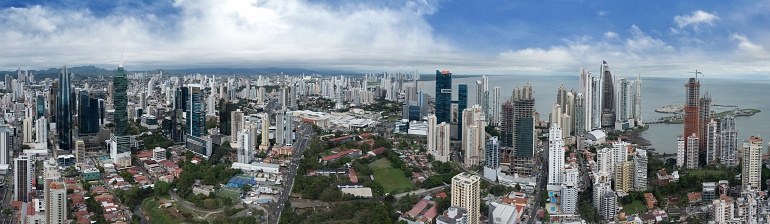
<box><xmin>0</xmin><ymin>0</ymin><xmax>454</xmax><ymax>70</ymax></box>
<box><xmin>674</xmin><ymin>10</ymin><xmax>719</xmax><ymax>29</ymax></box>
<box><xmin>603</xmin><ymin>31</ymin><xmax>618</xmax><ymax>39</ymax></box>
<box><xmin>625</xmin><ymin>25</ymin><xmax>673</xmax><ymax>53</ymax></box>
<box><xmin>597</xmin><ymin>11</ymin><xmax>608</xmax><ymax>16</ymax></box>
<box><xmin>730</xmin><ymin>33</ymin><xmax>768</xmax><ymax>58</ymax></box>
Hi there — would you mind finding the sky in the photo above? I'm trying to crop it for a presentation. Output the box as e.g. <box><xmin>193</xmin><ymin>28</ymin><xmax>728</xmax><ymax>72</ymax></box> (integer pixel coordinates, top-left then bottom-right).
<box><xmin>1</xmin><ymin>0</ymin><xmax>769</xmax><ymax>77</ymax></box>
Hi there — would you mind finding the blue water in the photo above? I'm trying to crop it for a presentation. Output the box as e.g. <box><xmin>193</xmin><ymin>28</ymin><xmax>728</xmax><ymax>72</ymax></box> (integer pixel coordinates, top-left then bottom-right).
<box><xmin>405</xmin><ymin>75</ymin><xmax>770</xmax><ymax>154</ymax></box>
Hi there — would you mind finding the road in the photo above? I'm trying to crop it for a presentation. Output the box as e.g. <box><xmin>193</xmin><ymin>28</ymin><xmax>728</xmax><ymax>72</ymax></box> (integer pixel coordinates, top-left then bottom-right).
<box><xmin>393</xmin><ymin>186</ymin><xmax>446</xmax><ymax>199</ymax></box>
<box><xmin>526</xmin><ymin>147</ymin><xmax>547</xmax><ymax>224</ymax></box>
<box><xmin>451</xmin><ymin>148</ymin><xmax>502</xmax><ymax>186</ymax></box>
<box><xmin>269</xmin><ymin>123</ymin><xmax>314</xmax><ymax>224</ymax></box>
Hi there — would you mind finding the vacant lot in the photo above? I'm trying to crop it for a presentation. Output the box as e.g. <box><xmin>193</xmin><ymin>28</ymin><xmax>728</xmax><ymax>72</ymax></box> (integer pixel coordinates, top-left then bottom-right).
<box><xmin>621</xmin><ymin>200</ymin><xmax>648</xmax><ymax>215</ymax></box>
<box><xmin>370</xmin><ymin>159</ymin><xmax>413</xmax><ymax>193</ymax></box>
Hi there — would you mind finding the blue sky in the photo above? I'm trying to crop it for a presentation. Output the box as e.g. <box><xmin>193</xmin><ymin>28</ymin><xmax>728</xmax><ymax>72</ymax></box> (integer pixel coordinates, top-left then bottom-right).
<box><xmin>1</xmin><ymin>0</ymin><xmax>768</xmax><ymax>77</ymax></box>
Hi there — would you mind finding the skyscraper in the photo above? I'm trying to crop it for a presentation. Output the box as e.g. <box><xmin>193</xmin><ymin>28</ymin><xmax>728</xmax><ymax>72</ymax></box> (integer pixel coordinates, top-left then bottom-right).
<box><xmin>491</xmin><ymin>86</ymin><xmax>501</xmax><ymax>126</ymax></box>
<box><xmin>237</xmin><ymin>129</ymin><xmax>253</xmax><ymax>163</ymax></box>
<box><xmin>111</xmin><ymin>64</ymin><xmax>131</xmax><ymax>166</ymax></box>
<box><xmin>14</xmin><ymin>155</ymin><xmax>32</xmax><ymax>202</ymax></box>
<box><xmin>230</xmin><ymin>110</ymin><xmax>244</xmax><ymax>147</ymax></box>
<box><xmin>686</xmin><ymin>134</ymin><xmax>699</xmax><ymax>169</ymax></box>
<box><xmin>0</xmin><ymin>126</ymin><xmax>12</xmax><ymax>166</ymax></box>
<box><xmin>186</xmin><ymin>84</ymin><xmax>204</xmax><ymax>137</ymax></box>
<box><xmin>462</xmin><ymin>105</ymin><xmax>485</xmax><ymax>167</ymax></box>
<box><xmin>457</xmin><ymin>83</ymin><xmax>467</xmax><ymax>137</ymax></box>
<box><xmin>485</xmin><ymin>136</ymin><xmax>500</xmax><ymax>169</ymax></box>
<box><xmin>75</xmin><ymin>139</ymin><xmax>85</xmax><ymax>163</ymax></box>
<box><xmin>36</xmin><ymin>95</ymin><xmax>45</xmax><ymax>119</ymax></box>
<box><xmin>435</xmin><ymin>70</ymin><xmax>452</xmax><ymax>123</ymax></box>
<box><xmin>742</xmin><ymin>136</ymin><xmax>762</xmax><ymax>192</ymax></box>
<box><xmin>720</xmin><ymin>116</ymin><xmax>738</xmax><ymax>166</ymax></box>
<box><xmin>600</xmin><ymin>61</ymin><xmax>615</xmax><ymax>128</ymax></box>
<box><xmin>428</xmin><ymin>114</ymin><xmax>451</xmax><ymax>163</ymax></box>
<box><xmin>23</xmin><ymin>118</ymin><xmax>33</xmax><ymax>143</ymax></box>
<box><xmin>451</xmin><ymin>173</ymin><xmax>480</xmax><ymax>224</ymax></box>
<box><xmin>219</xmin><ymin>101</ymin><xmax>234</xmax><ymax>135</ymax></box>
<box><xmin>676</xmin><ymin>136</ymin><xmax>685</xmax><ymax>168</ymax></box>
<box><xmin>46</xmin><ymin>182</ymin><xmax>67</xmax><ymax>223</ymax></box>
<box><xmin>58</xmin><ymin>65</ymin><xmax>72</xmax><ymax>150</ymax></box>
<box><xmin>548</xmin><ymin>126</ymin><xmax>564</xmax><ymax>185</ymax></box>
<box><xmin>514</xmin><ymin>84</ymin><xmax>536</xmax><ymax>158</ymax></box>
<box><xmin>706</xmin><ymin>119</ymin><xmax>720</xmax><ymax>164</ymax></box>
<box><xmin>78</xmin><ymin>90</ymin><xmax>99</xmax><ymax>134</ymax></box>
<box><xmin>698</xmin><ymin>94</ymin><xmax>712</xmax><ymax>152</ymax></box>
<box><xmin>684</xmin><ymin>78</ymin><xmax>700</xmax><ymax>138</ymax></box>
<box><xmin>259</xmin><ymin>113</ymin><xmax>271</xmax><ymax>150</ymax></box>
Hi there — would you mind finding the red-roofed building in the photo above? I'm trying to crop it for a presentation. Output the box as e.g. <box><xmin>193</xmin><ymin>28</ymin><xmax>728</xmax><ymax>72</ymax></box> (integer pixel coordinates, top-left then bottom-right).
<box><xmin>329</xmin><ymin>135</ymin><xmax>355</xmax><ymax>143</ymax></box>
<box><xmin>358</xmin><ymin>133</ymin><xmax>373</xmax><ymax>139</ymax></box>
<box><xmin>405</xmin><ymin>199</ymin><xmax>438</xmax><ymax>220</ymax></box>
<box><xmin>369</xmin><ymin>147</ymin><xmax>386</xmax><ymax>156</ymax></box>
<box><xmin>320</xmin><ymin>155</ymin><xmax>340</xmax><ymax>164</ymax></box>
<box><xmin>337</xmin><ymin>149</ymin><xmax>362</xmax><ymax>158</ymax></box>
<box><xmin>433</xmin><ymin>192</ymin><xmax>448</xmax><ymax>199</ymax></box>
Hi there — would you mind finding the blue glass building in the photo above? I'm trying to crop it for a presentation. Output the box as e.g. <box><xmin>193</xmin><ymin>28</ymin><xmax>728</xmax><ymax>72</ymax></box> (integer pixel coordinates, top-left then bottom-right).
<box><xmin>435</xmin><ymin>70</ymin><xmax>452</xmax><ymax>123</ymax></box>
<box><xmin>57</xmin><ymin>66</ymin><xmax>72</xmax><ymax>150</ymax></box>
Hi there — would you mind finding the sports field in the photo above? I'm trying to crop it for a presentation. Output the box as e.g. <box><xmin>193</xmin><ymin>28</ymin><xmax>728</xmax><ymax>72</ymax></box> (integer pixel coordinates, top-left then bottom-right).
<box><xmin>370</xmin><ymin>159</ymin><xmax>413</xmax><ymax>193</ymax></box>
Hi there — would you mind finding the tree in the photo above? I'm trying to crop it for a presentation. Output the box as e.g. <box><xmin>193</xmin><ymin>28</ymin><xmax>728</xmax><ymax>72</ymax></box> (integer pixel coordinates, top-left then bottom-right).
<box><xmin>241</xmin><ymin>184</ymin><xmax>252</xmax><ymax>193</ymax></box>
<box><xmin>154</xmin><ymin>181</ymin><xmax>170</xmax><ymax>195</ymax></box>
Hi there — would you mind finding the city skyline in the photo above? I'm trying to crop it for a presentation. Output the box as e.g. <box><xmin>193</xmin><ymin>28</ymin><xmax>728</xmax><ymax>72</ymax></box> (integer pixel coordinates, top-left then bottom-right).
<box><xmin>0</xmin><ymin>0</ymin><xmax>769</xmax><ymax>77</ymax></box>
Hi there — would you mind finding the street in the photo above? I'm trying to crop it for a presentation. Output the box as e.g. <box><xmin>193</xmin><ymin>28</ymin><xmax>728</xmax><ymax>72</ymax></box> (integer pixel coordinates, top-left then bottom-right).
<box><xmin>269</xmin><ymin>123</ymin><xmax>314</xmax><ymax>224</ymax></box>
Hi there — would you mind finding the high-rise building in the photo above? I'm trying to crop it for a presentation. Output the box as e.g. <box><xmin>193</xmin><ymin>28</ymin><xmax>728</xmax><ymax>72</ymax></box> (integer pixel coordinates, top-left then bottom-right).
<box><xmin>46</xmin><ymin>182</ymin><xmax>67</xmax><ymax>223</ymax></box>
<box><xmin>698</xmin><ymin>94</ymin><xmax>712</xmax><ymax>152</ymax></box>
<box><xmin>475</xmin><ymin>77</ymin><xmax>488</xmax><ymax>122</ymax></box>
<box><xmin>742</xmin><ymin>136</ymin><xmax>762</xmax><ymax>192</ymax></box>
<box><xmin>219</xmin><ymin>101</ymin><xmax>234</xmax><ymax>135</ymax></box>
<box><xmin>237</xmin><ymin>129</ymin><xmax>252</xmax><ymax>163</ymax></box>
<box><xmin>614</xmin><ymin>161</ymin><xmax>634</xmax><ymax>194</ymax></box>
<box><xmin>633</xmin><ymin>149</ymin><xmax>648</xmax><ymax>191</ymax></box>
<box><xmin>491</xmin><ymin>86</ymin><xmax>501</xmax><ymax>126</ymax></box>
<box><xmin>713</xmin><ymin>196</ymin><xmax>735</xmax><ymax>223</ymax></box>
<box><xmin>78</xmin><ymin>91</ymin><xmax>99</xmax><ymax>134</ymax></box>
<box><xmin>462</xmin><ymin>105</ymin><xmax>485</xmax><ymax>167</ymax></box>
<box><xmin>230</xmin><ymin>110</ymin><xmax>244</xmax><ymax>147</ymax></box>
<box><xmin>513</xmin><ymin>84</ymin><xmax>535</xmax><ymax>158</ymax></box>
<box><xmin>593</xmin><ymin>182</ymin><xmax>617</xmax><ymax>220</ymax></box>
<box><xmin>573</xmin><ymin>93</ymin><xmax>585</xmax><ymax>137</ymax></box>
<box><xmin>111</xmin><ymin>64</ymin><xmax>131</xmax><ymax>166</ymax></box>
<box><xmin>633</xmin><ymin>74</ymin><xmax>643</xmax><ymax>126</ymax></box>
<box><xmin>435</xmin><ymin>70</ymin><xmax>452</xmax><ymax>124</ymax></box>
<box><xmin>548</xmin><ymin>126</ymin><xmax>564</xmax><ymax>185</ymax></box>
<box><xmin>457</xmin><ymin>83</ymin><xmax>468</xmax><ymax>137</ymax></box>
<box><xmin>683</xmin><ymin>78</ymin><xmax>700</xmax><ymax>138</ymax></box>
<box><xmin>36</xmin><ymin>118</ymin><xmax>47</xmax><ymax>144</ymax></box>
<box><xmin>36</xmin><ymin>95</ymin><xmax>45</xmax><ymax>119</ymax></box>
<box><xmin>14</xmin><ymin>155</ymin><xmax>32</xmax><ymax>202</ymax></box>
<box><xmin>676</xmin><ymin>136</ymin><xmax>685</xmax><ymax>168</ymax></box>
<box><xmin>58</xmin><ymin>66</ymin><xmax>72</xmax><ymax>150</ymax></box>
<box><xmin>600</xmin><ymin>61</ymin><xmax>615</xmax><ymax>128</ymax></box>
<box><xmin>451</xmin><ymin>173</ymin><xmax>480</xmax><ymax>224</ymax></box>
<box><xmin>706</xmin><ymin>119</ymin><xmax>720</xmax><ymax>164</ymax></box>
<box><xmin>0</xmin><ymin>126</ymin><xmax>12</xmax><ymax>166</ymax></box>
<box><xmin>578</xmin><ymin>67</ymin><xmax>593</xmax><ymax>132</ymax></box>
<box><xmin>23</xmin><ymin>117</ymin><xmax>33</xmax><ymax>143</ymax></box>
<box><xmin>259</xmin><ymin>113</ymin><xmax>271</xmax><ymax>150</ymax></box>
<box><xmin>281</xmin><ymin>110</ymin><xmax>294</xmax><ymax>146</ymax></box>
<box><xmin>720</xmin><ymin>116</ymin><xmax>738</xmax><ymax>167</ymax></box>
<box><xmin>428</xmin><ymin>114</ymin><xmax>451</xmax><ymax>163</ymax></box>
<box><xmin>561</xmin><ymin>185</ymin><xmax>578</xmax><ymax>214</ymax></box>
<box><xmin>186</xmin><ymin>84</ymin><xmax>204</xmax><ymax>137</ymax></box>
<box><xmin>485</xmin><ymin>136</ymin><xmax>500</xmax><ymax>169</ymax></box>
<box><xmin>75</xmin><ymin>139</ymin><xmax>85</xmax><ymax>163</ymax></box>
<box><xmin>686</xmin><ymin>134</ymin><xmax>699</xmax><ymax>169</ymax></box>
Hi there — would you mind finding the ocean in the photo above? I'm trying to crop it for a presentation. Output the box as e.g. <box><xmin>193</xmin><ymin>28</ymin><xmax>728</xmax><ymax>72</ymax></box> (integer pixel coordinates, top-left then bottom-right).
<box><xmin>404</xmin><ymin>74</ymin><xmax>770</xmax><ymax>154</ymax></box>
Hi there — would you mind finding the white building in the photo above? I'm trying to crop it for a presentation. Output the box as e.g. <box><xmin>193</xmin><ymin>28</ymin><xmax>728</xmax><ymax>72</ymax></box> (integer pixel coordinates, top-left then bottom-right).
<box><xmin>561</xmin><ymin>185</ymin><xmax>578</xmax><ymax>214</ymax></box>
<box><xmin>153</xmin><ymin>147</ymin><xmax>166</xmax><ymax>161</ymax></box>
<box><xmin>676</xmin><ymin>136</ymin><xmax>685</xmax><ymax>168</ymax></box>
<box><xmin>548</xmin><ymin>126</ymin><xmax>564</xmax><ymax>185</ymax></box>
<box><xmin>742</xmin><ymin>136</ymin><xmax>762</xmax><ymax>192</ymax></box>
<box><xmin>428</xmin><ymin>115</ymin><xmax>451</xmax><ymax>162</ymax></box>
<box><xmin>462</xmin><ymin>105</ymin><xmax>485</xmax><ymax>167</ymax></box>
<box><xmin>237</xmin><ymin>130</ymin><xmax>253</xmax><ymax>164</ymax></box>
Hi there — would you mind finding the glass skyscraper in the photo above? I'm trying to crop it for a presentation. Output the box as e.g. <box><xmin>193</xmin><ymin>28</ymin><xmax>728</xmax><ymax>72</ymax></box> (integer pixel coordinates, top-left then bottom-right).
<box><xmin>36</xmin><ymin>95</ymin><xmax>45</xmax><ymax>119</ymax></box>
<box><xmin>57</xmin><ymin>66</ymin><xmax>72</xmax><ymax>150</ymax></box>
<box><xmin>457</xmin><ymin>83</ymin><xmax>467</xmax><ymax>137</ymax></box>
<box><xmin>435</xmin><ymin>70</ymin><xmax>452</xmax><ymax>123</ymax></box>
<box><xmin>111</xmin><ymin>65</ymin><xmax>131</xmax><ymax>159</ymax></box>
<box><xmin>78</xmin><ymin>91</ymin><xmax>99</xmax><ymax>134</ymax></box>
<box><xmin>187</xmin><ymin>84</ymin><xmax>204</xmax><ymax>137</ymax></box>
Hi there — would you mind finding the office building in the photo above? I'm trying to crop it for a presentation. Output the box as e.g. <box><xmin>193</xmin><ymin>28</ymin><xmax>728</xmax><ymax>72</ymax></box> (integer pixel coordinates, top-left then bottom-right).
<box><xmin>548</xmin><ymin>126</ymin><xmax>564</xmax><ymax>185</ymax></box>
<box><xmin>457</xmin><ymin>83</ymin><xmax>468</xmax><ymax>138</ymax></box>
<box><xmin>75</xmin><ymin>140</ymin><xmax>85</xmax><ymax>163</ymax></box>
<box><xmin>111</xmin><ymin>64</ymin><xmax>131</xmax><ymax>166</ymax></box>
<box><xmin>451</xmin><ymin>173</ymin><xmax>480</xmax><ymax>224</ymax></box>
<box><xmin>485</xmin><ymin>136</ymin><xmax>500</xmax><ymax>169</ymax></box>
<box><xmin>742</xmin><ymin>136</ymin><xmax>762</xmax><ymax>192</ymax></box>
<box><xmin>219</xmin><ymin>101</ymin><xmax>234</xmax><ymax>135</ymax></box>
<box><xmin>186</xmin><ymin>84</ymin><xmax>204</xmax><ymax>137</ymax></box>
<box><xmin>58</xmin><ymin>66</ymin><xmax>72</xmax><ymax>150</ymax></box>
<box><xmin>78</xmin><ymin>91</ymin><xmax>100</xmax><ymax>134</ymax></box>
<box><xmin>14</xmin><ymin>155</ymin><xmax>32</xmax><ymax>202</ymax></box>
<box><xmin>600</xmin><ymin>61</ymin><xmax>615</xmax><ymax>128</ymax></box>
<box><xmin>435</xmin><ymin>70</ymin><xmax>452</xmax><ymax>123</ymax></box>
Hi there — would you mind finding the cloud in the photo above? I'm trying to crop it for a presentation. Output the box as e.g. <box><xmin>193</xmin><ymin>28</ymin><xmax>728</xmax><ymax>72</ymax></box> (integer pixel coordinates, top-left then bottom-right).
<box><xmin>625</xmin><ymin>25</ymin><xmax>673</xmax><ymax>53</ymax></box>
<box><xmin>597</xmin><ymin>11</ymin><xmax>608</xmax><ymax>16</ymax></box>
<box><xmin>674</xmin><ymin>10</ymin><xmax>719</xmax><ymax>29</ymax></box>
<box><xmin>603</xmin><ymin>31</ymin><xmax>618</xmax><ymax>39</ymax></box>
<box><xmin>0</xmin><ymin>0</ymin><xmax>454</xmax><ymax>70</ymax></box>
<box><xmin>730</xmin><ymin>33</ymin><xmax>768</xmax><ymax>58</ymax></box>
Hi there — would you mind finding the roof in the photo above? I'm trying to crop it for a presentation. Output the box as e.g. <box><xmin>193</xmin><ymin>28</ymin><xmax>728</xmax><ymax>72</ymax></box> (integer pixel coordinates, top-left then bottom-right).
<box><xmin>370</xmin><ymin>147</ymin><xmax>386</xmax><ymax>155</ymax></box>
<box><xmin>586</xmin><ymin>130</ymin><xmax>607</xmax><ymax>141</ymax></box>
<box><xmin>328</xmin><ymin>135</ymin><xmax>354</xmax><ymax>142</ymax></box>
<box><xmin>320</xmin><ymin>155</ymin><xmax>340</xmax><ymax>161</ymax></box>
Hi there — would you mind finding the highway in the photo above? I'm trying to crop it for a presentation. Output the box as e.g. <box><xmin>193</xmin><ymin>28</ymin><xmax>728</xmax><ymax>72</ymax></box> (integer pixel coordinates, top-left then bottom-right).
<box><xmin>269</xmin><ymin>123</ymin><xmax>314</xmax><ymax>224</ymax></box>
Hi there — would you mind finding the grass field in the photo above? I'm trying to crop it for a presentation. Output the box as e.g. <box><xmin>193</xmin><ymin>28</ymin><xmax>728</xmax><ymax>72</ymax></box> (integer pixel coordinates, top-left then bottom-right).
<box><xmin>688</xmin><ymin>169</ymin><xmax>726</xmax><ymax>177</ymax></box>
<box><xmin>622</xmin><ymin>200</ymin><xmax>648</xmax><ymax>214</ymax></box>
<box><xmin>217</xmin><ymin>188</ymin><xmax>242</xmax><ymax>199</ymax></box>
<box><xmin>143</xmin><ymin>198</ymin><xmax>185</xmax><ymax>224</ymax></box>
<box><xmin>370</xmin><ymin>159</ymin><xmax>413</xmax><ymax>193</ymax></box>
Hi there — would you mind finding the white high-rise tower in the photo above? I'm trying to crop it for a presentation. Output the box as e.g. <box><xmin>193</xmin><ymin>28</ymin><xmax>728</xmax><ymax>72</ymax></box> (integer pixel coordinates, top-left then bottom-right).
<box><xmin>548</xmin><ymin>126</ymin><xmax>565</xmax><ymax>185</ymax></box>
